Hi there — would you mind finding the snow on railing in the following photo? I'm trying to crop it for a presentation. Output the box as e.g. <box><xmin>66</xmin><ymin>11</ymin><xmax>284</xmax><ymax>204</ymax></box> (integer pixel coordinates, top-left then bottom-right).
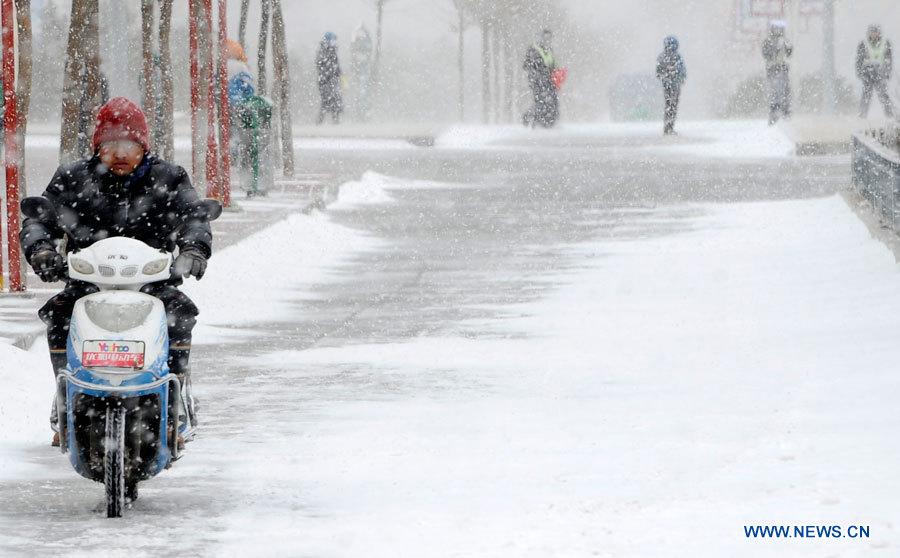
<box><xmin>852</xmin><ymin>130</ymin><xmax>900</xmax><ymax>232</ymax></box>
<box><xmin>861</xmin><ymin>125</ymin><xmax>900</xmax><ymax>151</ymax></box>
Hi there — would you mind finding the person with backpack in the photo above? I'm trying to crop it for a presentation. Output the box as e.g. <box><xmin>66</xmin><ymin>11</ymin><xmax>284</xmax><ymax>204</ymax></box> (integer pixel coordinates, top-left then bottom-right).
<box><xmin>523</xmin><ymin>29</ymin><xmax>560</xmax><ymax>128</ymax></box>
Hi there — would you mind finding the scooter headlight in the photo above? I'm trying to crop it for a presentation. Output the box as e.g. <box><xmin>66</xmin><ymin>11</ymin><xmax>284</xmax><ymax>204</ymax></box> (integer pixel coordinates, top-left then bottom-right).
<box><xmin>69</xmin><ymin>257</ymin><xmax>94</xmax><ymax>275</ymax></box>
<box><xmin>84</xmin><ymin>299</ymin><xmax>155</xmax><ymax>332</ymax></box>
<box><xmin>142</xmin><ymin>258</ymin><xmax>170</xmax><ymax>275</ymax></box>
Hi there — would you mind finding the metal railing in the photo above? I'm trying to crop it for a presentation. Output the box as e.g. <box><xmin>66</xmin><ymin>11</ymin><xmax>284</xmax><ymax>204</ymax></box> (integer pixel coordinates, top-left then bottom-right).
<box><xmin>852</xmin><ymin>130</ymin><xmax>900</xmax><ymax>232</ymax></box>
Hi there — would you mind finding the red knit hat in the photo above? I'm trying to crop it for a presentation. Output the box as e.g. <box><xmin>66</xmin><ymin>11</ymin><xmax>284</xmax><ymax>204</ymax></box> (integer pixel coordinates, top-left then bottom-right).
<box><xmin>91</xmin><ymin>97</ymin><xmax>151</xmax><ymax>153</ymax></box>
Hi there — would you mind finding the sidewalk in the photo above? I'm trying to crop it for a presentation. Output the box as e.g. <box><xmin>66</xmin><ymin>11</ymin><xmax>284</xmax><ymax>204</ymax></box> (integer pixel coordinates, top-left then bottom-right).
<box><xmin>777</xmin><ymin>115</ymin><xmax>861</xmax><ymax>155</ymax></box>
<box><xmin>0</xmin><ymin>174</ymin><xmax>336</xmax><ymax>350</ymax></box>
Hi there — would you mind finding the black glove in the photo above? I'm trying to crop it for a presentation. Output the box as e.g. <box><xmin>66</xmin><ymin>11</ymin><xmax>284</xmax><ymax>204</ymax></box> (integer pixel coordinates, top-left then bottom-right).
<box><xmin>30</xmin><ymin>248</ymin><xmax>66</xmax><ymax>283</ymax></box>
<box><xmin>173</xmin><ymin>249</ymin><xmax>208</xmax><ymax>280</ymax></box>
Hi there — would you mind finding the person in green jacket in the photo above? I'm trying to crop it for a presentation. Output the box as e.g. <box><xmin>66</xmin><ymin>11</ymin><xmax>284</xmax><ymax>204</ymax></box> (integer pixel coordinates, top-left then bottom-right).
<box><xmin>857</xmin><ymin>25</ymin><xmax>894</xmax><ymax>118</ymax></box>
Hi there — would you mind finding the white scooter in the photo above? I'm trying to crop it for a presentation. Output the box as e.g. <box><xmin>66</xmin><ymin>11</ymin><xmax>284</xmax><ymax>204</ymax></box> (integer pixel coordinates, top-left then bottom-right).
<box><xmin>22</xmin><ymin>196</ymin><xmax>221</xmax><ymax>517</ymax></box>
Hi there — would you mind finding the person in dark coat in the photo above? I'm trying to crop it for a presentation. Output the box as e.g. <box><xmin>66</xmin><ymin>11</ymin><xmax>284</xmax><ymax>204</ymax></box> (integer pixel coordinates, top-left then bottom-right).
<box><xmin>762</xmin><ymin>21</ymin><xmax>793</xmax><ymax>125</ymax></box>
<box><xmin>656</xmin><ymin>35</ymin><xmax>687</xmax><ymax>135</ymax></box>
<box><xmin>20</xmin><ymin>97</ymin><xmax>213</xmax><ymax>443</ymax></box>
<box><xmin>316</xmin><ymin>32</ymin><xmax>343</xmax><ymax>125</ymax></box>
<box><xmin>350</xmin><ymin>25</ymin><xmax>373</xmax><ymax>122</ymax></box>
<box><xmin>523</xmin><ymin>29</ymin><xmax>559</xmax><ymax>128</ymax></box>
<box><xmin>856</xmin><ymin>24</ymin><xmax>894</xmax><ymax>118</ymax></box>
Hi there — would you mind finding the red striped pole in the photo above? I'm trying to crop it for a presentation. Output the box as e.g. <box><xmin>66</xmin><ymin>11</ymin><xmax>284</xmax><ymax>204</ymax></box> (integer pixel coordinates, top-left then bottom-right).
<box><xmin>217</xmin><ymin>0</ymin><xmax>231</xmax><ymax>207</ymax></box>
<box><xmin>2</xmin><ymin>0</ymin><xmax>22</xmax><ymax>292</ymax></box>
<box><xmin>202</xmin><ymin>0</ymin><xmax>220</xmax><ymax>200</ymax></box>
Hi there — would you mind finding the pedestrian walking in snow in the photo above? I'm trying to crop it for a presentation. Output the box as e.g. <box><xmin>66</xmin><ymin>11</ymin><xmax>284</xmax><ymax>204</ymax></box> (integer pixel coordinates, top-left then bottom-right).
<box><xmin>523</xmin><ymin>29</ymin><xmax>560</xmax><ymax>128</ymax></box>
<box><xmin>857</xmin><ymin>24</ymin><xmax>894</xmax><ymax>118</ymax></box>
<box><xmin>20</xmin><ymin>98</ymin><xmax>213</xmax><ymax>446</ymax></box>
<box><xmin>225</xmin><ymin>39</ymin><xmax>255</xmax><ymax>106</ymax></box>
<box><xmin>350</xmin><ymin>25</ymin><xmax>373</xmax><ymax>122</ymax></box>
<box><xmin>656</xmin><ymin>35</ymin><xmax>686</xmax><ymax>136</ymax></box>
<box><xmin>316</xmin><ymin>32</ymin><xmax>344</xmax><ymax>125</ymax></box>
<box><xmin>223</xmin><ymin>39</ymin><xmax>256</xmax><ymax>181</ymax></box>
<box><xmin>762</xmin><ymin>21</ymin><xmax>793</xmax><ymax>125</ymax></box>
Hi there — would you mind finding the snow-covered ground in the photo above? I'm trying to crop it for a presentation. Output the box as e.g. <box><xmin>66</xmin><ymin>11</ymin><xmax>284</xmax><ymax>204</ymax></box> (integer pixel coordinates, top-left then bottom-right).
<box><xmin>0</xmin><ymin>135</ymin><xmax>891</xmax><ymax>556</ymax></box>
<box><xmin>435</xmin><ymin>120</ymin><xmax>795</xmax><ymax>159</ymax></box>
<box><xmin>0</xmin><ymin>340</ymin><xmax>54</xmax><ymax>480</ymax></box>
<box><xmin>184</xmin><ymin>186</ymin><xmax>899</xmax><ymax>557</ymax></box>
<box><xmin>184</xmin><ymin>211</ymin><xmax>381</xmax><ymax>329</ymax></box>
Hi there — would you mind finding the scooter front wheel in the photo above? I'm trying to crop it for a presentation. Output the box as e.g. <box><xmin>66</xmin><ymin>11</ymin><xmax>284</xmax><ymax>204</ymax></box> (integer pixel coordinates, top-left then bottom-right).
<box><xmin>104</xmin><ymin>405</ymin><xmax>126</xmax><ymax>518</ymax></box>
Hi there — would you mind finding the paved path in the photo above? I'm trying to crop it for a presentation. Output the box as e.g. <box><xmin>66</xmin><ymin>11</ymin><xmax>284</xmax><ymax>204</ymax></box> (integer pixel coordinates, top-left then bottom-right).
<box><xmin>2</xmin><ymin>124</ymin><xmax>871</xmax><ymax>557</ymax></box>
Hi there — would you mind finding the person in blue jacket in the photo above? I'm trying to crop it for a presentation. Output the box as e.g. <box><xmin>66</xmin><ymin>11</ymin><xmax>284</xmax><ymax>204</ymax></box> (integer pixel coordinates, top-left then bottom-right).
<box><xmin>656</xmin><ymin>36</ymin><xmax>686</xmax><ymax>136</ymax></box>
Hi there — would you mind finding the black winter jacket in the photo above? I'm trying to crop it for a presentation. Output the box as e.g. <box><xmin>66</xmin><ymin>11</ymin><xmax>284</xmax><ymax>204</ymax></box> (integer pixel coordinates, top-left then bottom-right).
<box><xmin>316</xmin><ymin>44</ymin><xmax>342</xmax><ymax>86</ymax></box>
<box><xmin>656</xmin><ymin>48</ymin><xmax>686</xmax><ymax>89</ymax></box>
<box><xmin>523</xmin><ymin>45</ymin><xmax>555</xmax><ymax>92</ymax></box>
<box><xmin>20</xmin><ymin>155</ymin><xmax>212</xmax><ymax>263</ymax></box>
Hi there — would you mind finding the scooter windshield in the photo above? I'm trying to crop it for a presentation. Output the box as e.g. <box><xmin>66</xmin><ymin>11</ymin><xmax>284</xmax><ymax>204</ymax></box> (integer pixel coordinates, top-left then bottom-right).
<box><xmin>84</xmin><ymin>299</ymin><xmax>155</xmax><ymax>333</ymax></box>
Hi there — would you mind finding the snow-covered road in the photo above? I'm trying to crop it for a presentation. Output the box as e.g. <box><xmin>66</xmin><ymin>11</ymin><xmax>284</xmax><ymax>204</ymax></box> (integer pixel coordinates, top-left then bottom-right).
<box><xmin>2</xmin><ymin>123</ymin><xmax>896</xmax><ymax>557</ymax></box>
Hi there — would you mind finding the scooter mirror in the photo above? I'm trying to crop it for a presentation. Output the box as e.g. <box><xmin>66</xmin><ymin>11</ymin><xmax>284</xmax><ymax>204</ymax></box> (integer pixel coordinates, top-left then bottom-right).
<box><xmin>200</xmin><ymin>199</ymin><xmax>223</xmax><ymax>222</ymax></box>
<box><xmin>21</xmin><ymin>196</ymin><xmax>59</xmax><ymax>223</ymax></box>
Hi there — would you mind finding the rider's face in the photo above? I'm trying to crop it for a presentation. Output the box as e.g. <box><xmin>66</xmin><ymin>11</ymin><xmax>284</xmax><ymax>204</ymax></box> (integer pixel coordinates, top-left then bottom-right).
<box><xmin>869</xmin><ymin>30</ymin><xmax>881</xmax><ymax>43</ymax></box>
<box><xmin>99</xmin><ymin>140</ymin><xmax>144</xmax><ymax>176</ymax></box>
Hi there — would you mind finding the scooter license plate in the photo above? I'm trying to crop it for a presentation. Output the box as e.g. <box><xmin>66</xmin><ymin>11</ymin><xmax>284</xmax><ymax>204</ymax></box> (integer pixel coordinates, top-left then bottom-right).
<box><xmin>82</xmin><ymin>340</ymin><xmax>146</xmax><ymax>368</ymax></box>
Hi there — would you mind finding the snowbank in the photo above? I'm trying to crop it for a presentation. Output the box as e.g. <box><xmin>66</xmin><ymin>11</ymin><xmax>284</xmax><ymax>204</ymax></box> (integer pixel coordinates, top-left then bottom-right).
<box><xmin>183</xmin><ymin>211</ymin><xmax>382</xmax><ymax>329</ymax></box>
<box><xmin>435</xmin><ymin>120</ymin><xmax>795</xmax><ymax>159</ymax></box>
<box><xmin>333</xmin><ymin>171</ymin><xmax>477</xmax><ymax>200</ymax></box>
<box><xmin>293</xmin><ymin>138</ymin><xmax>415</xmax><ymax>151</ymax></box>
<box><xmin>217</xmin><ymin>195</ymin><xmax>900</xmax><ymax>557</ymax></box>
<box><xmin>434</xmin><ymin>125</ymin><xmax>533</xmax><ymax>149</ymax></box>
<box><xmin>0</xmin><ymin>341</ymin><xmax>54</xmax><ymax>479</ymax></box>
<box><xmin>328</xmin><ymin>171</ymin><xmax>396</xmax><ymax>210</ymax></box>
<box><xmin>655</xmin><ymin>119</ymin><xmax>795</xmax><ymax>159</ymax></box>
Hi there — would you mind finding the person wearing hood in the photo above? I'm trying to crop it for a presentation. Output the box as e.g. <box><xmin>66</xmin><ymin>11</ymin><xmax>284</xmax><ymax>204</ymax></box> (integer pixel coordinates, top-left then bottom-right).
<box><xmin>523</xmin><ymin>29</ymin><xmax>560</xmax><ymax>128</ymax></box>
<box><xmin>856</xmin><ymin>24</ymin><xmax>894</xmax><ymax>118</ymax></box>
<box><xmin>225</xmin><ymin>39</ymin><xmax>256</xmax><ymax>106</ymax></box>
<box><xmin>762</xmin><ymin>21</ymin><xmax>793</xmax><ymax>125</ymax></box>
<box><xmin>350</xmin><ymin>25</ymin><xmax>374</xmax><ymax>121</ymax></box>
<box><xmin>656</xmin><ymin>35</ymin><xmax>686</xmax><ymax>135</ymax></box>
<box><xmin>20</xmin><ymin>98</ymin><xmax>213</xmax><ymax>446</ymax></box>
<box><xmin>316</xmin><ymin>32</ymin><xmax>344</xmax><ymax>125</ymax></box>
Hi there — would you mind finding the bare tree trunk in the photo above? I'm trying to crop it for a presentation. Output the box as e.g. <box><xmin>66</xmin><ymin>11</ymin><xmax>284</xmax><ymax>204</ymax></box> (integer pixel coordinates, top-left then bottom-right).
<box><xmin>265</xmin><ymin>0</ymin><xmax>280</xmax><ymax>168</ymax></box>
<box><xmin>480</xmin><ymin>19</ymin><xmax>490</xmax><ymax>124</ymax></box>
<box><xmin>238</xmin><ymin>0</ymin><xmax>250</xmax><ymax>48</ymax></box>
<box><xmin>140</xmin><ymin>0</ymin><xmax>157</xmax><ymax>143</ymax></box>
<box><xmin>271</xmin><ymin>0</ymin><xmax>294</xmax><ymax>177</ymax></box>
<box><xmin>374</xmin><ymin>0</ymin><xmax>385</xmax><ymax>82</ymax></box>
<box><xmin>503</xmin><ymin>26</ymin><xmax>514</xmax><ymax>123</ymax></box>
<box><xmin>492</xmin><ymin>21</ymin><xmax>501</xmax><ymax>123</ymax></box>
<box><xmin>82</xmin><ymin>0</ymin><xmax>100</xmax><ymax>157</ymax></box>
<box><xmin>60</xmin><ymin>0</ymin><xmax>90</xmax><ymax>163</ymax></box>
<box><xmin>257</xmin><ymin>0</ymin><xmax>270</xmax><ymax>95</ymax></box>
<box><xmin>14</xmin><ymin>0</ymin><xmax>32</xmax><ymax>190</ymax></box>
<box><xmin>82</xmin><ymin>0</ymin><xmax>103</xmax><ymax>114</ymax></box>
<box><xmin>198</xmin><ymin>0</ymin><xmax>214</xmax><ymax>193</ymax></box>
<box><xmin>457</xmin><ymin>3</ymin><xmax>464</xmax><ymax>121</ymax></box>
<box><xmin>158</xmin><ymin>0</ymin><xmax>174</xmax><ymax>160</ymax></box>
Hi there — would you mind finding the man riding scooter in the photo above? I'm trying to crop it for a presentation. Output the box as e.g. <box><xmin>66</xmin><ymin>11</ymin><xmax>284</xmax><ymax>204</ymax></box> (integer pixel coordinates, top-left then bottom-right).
<box><xmin>20</xmin><ymin>97</ymin><xmax>213</xmax><ymax>446</ymax></box>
